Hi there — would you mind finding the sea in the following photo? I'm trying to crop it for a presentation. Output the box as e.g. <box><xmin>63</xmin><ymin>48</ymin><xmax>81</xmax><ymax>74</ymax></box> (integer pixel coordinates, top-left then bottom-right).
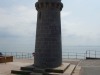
<box><xmin>1</xmin><ymin>46</ymin><xmax>100</xmax><ymax>59</ymax></box>
<box><xmin>62</xmin><ymin>46</ymin><xmax>100</xmax><ymax>53</ymax></box>
<box><xmin>1</xmin><ymin>46</ymin><xmax>100</xmax><ymax>53</ymax></box>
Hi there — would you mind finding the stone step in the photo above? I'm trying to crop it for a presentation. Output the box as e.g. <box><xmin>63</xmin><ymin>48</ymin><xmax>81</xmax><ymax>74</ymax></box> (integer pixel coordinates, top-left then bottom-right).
<box><xmin>31</xmin><ymin>72</ymin><xmax>61</xmax><ymax>75</ymax></box>
<box><xmin>11</xmin><ymin>63</ymin><xmax>77</xmax><ymax>75</ymax></box>
<box><xmin>11</xmin><ymin>70</ymin><xmax>32</xmax><ymax>75</ymax></box>
<box><xmin>72</xmin><ymin>66</ymin><xmax>81</xmax><ymax>75</ymax></box>
<box><xmin>63</xmin><ymin>65</ymin><xmax>76</xmax><ymax>75</ymax></box>
<box><xmin>21</xmin><ymin>65</ymin><xmax>34</xmax><ymax>71</ymax></box>
<box><xmin>45</xmin><ymin>63</ymin><xmax>70</xmax><ymax>73</ymax></box>
<box><xmin>30</xmin><ymin>72</ymin><xmax>42</xmax><ymax>75</ymax></box>
<box><xmin>21</xmin><ymin>66</ymin><xmax>45</xmax><ymax>73</ymax></box>
<box><xmin>21</xmin><ymin>63</ymin><xmax>70</xmax><ymax>73</ymax></box>
<box><xmin>44</xmin><ymin>72</ymin><xmax>62</xmax><ymax>75</ymax></box>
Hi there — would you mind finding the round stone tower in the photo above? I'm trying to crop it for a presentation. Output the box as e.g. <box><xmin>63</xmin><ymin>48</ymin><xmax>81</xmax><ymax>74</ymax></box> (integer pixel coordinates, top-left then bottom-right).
<box><xmin>34</xmin><ymin>0</ymin><xmax>63</xmax><ymax>68</ymax></box>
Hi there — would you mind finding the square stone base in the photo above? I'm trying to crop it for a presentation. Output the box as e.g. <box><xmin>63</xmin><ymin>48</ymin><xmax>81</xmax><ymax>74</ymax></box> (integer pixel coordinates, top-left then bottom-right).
<box><xmin>11</xmin><ymin>63</ymin><xmax>71</xmax><ymax>75</ymax></box>
<box><xmin>22</xmin><ymin>63</ymin><xmax>70</xmax><ymax>74</ymax></box>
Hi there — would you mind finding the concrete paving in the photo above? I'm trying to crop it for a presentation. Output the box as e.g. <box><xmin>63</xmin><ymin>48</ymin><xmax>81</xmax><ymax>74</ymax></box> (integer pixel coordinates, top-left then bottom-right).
<box><xmin>0</xmin><ymin>59</ymin><xmax>33</xmax><ymax>75</ymax></box>
<box><xmin>0</xmin><ymin>59</ymin><xmax>80</xmax><ymax>75</ymax></box>
<box><xmin>3</xmin><ymin>59</ymin><xmax>100</xmax><ymax>75</ymax></box>
<box><xmin>10</xmin><ymin>59</ymin><xmax>100</xmax><ymax>75</ymax></box>
<box><xmin>79</xmin><ymin>60</ymin><xmax>100</xmax><ymax>75</ymax></box>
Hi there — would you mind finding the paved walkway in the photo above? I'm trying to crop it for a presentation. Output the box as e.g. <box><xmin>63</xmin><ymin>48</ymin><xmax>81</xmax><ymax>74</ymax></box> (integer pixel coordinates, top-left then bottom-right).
<box><xmin>0</xmin><ymin>59</ymin><xmax>80</xmax><ymax>75</ymax></box>
<box><xmin>0</xmin><ymin>59</ymin><xmax>33</xmax><ymax>75</ymax></box>
<box><xmin>79</xmin><ymin>60</ymin><xmax>100</xmax><ymax>75</ymax></box>
<box><xmin>2</xmin><ymin>59</ymin><xmax>100</xmax><ymax>75</ymax></box>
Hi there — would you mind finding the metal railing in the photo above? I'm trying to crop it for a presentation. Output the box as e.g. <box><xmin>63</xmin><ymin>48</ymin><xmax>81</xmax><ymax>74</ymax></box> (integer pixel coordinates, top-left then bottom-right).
<box><xmin>2</xmin><ymin>52</ymin><xmax>33</xmax><ymax>59</ymax></box>
<box><xmin>1</xmin><ymin>50</ymin><xmax>100</xmax><ymax>59</ymax></box>
<box><xmin>1</xmin><ymin>52</ymin><xmax>85</xmax><ymax>59</ymax></box>
<box><xmin>62</xmin><ymin>52</ymin><xmax>85</xmax><ymax>59</ymax></box>
<box><xmin>86</xmin><ymin>50</ymin><xmax>100</xmax><ymax>58</ymax></box>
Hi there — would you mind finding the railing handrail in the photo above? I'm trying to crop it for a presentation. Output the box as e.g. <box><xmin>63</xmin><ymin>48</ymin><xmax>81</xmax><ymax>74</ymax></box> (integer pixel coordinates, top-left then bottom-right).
<box><xmin>1</xmin><ymin>50</ymin><xmax>100</xmax><ymax>59</ymax></box>
<box><xmin>86</xmin><ymin>50</ymin><xmax>100</xmax><ymax>58</ymax></box>
<box><xmin>86</xmin><ymin>50</ymin><xmax>100</xmax><ymax>52</ymax></box>
<box><xmin>0</xmin><ymin>51</ymin><xmax>86</xmax><ymax>59</ymax></box>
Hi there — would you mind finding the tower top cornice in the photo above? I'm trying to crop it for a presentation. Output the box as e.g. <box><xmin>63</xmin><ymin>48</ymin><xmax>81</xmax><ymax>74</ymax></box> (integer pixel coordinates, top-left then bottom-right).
<box><xmin>35</xmin><ymin>0</ymin><xmax>63</xmax><ymax>11</ymax></box>
<box><xmin>38</xmin><ymin>0</ymin><xmax>61</xmax><ymax>2</ymax></box>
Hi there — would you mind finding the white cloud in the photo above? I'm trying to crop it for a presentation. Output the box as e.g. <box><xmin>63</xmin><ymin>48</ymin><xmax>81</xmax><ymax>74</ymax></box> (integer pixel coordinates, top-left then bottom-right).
<box><xmin>0</xmin><ymin>1</ymin><xmax>100</xmax><ymax>52</ymax></box>
<box><xmin>61</xmin><ymin>11</ymin><xmax>71</xmax><ymax>17</ymax></box>
<box><xmin>61</xmin><ymin>11</ymin><xmax>100</xmax><ymax>46</ymax></box>
<box><xmin>0</xmin><ymin>5</ymin><xmax>37</xmax><ymax>51</ymax></box>
<box><xmin>0</xmin><ymin>5</ymin><xmax>37</xmax><ymax>37</ymax></box>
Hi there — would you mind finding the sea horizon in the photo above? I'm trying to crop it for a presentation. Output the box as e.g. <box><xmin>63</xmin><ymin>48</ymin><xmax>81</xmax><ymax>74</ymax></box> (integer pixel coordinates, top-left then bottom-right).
<box><xmin>1</xmin><ymin>46</ymin><xmax>100</xmax><ymax>53</ymax></box>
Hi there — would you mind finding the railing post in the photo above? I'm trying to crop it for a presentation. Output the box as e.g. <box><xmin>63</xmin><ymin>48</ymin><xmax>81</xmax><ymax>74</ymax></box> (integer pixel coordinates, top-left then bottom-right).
<box><xmin>16</xmin><ymin>52</ymin><xmax>17</xmax><ymax>59</ymax></box>
<box><xmin>95</xmin><ymin>51</ymin><xmax>96</xmax><ymax>58</ymax></box>
<box><xmin>86</xmin><ymin>51</ymin><xmax>87</xmax><ymax>58</ymax></box>
<box><xmin>22</xmin><ymin>52</ymin><xmax>23</xmax><ymax>59</ymax></box>
<box><xmin>76</xmin><ymin>53</ymin><xmax>77</xmax><ymax>59</ymax></box>
<box><xmin>84</xmin><ymin>53</ymin><xmax>86</xmax><ymax>59</ymax></box>
<box><xmin>89</xmin><ymin>50</ymin><xmax>90</xmax><ymax>58</ymax></box>
<box><xmin>25</xmin><ymin>54</ymin><xmax>26</xmax><ymax>59</ymax></box>
<box><xmin>68</xmin><ymin>52</ymin><xmax>69</xmax><ymax>59</ymax></box>
<box><xmin>28</xmin><ymin>53</ymin><xmax>29</xmax><ymax>59</ymax></box>
<box><xmin>11</xmin><ymin>52</ymin><xmax>12</xmax><ymax>56</ymax></box>
<box><xmin>31</xmin><ymin>53</ymin><xmax>32</xmax><ymax>59</ymax></box>
<box><xmin>5</xmin><ymin>52</ymin><xmax>7</xmax><ymax>56</ymax></box>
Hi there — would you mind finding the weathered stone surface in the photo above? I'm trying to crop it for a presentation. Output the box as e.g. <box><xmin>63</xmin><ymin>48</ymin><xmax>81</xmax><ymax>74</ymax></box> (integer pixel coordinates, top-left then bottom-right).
<box><xmin>34</xmin><ymin>0</ymin><xmax>63</xmax><ymax>68</ymax></box>
<box><xmin>30</xmin><ymin>73</ymin><xmax>42</xmax><ymax>75</ymax></box>
<box><xmin>38</xmin><ymin>0</ymin><xmax>61</xmax><ymax>2</ymax></box>
<box><xmin>45</xmin><ymin>63</ymin><xmax>70</xmax><ymax>73</ymax></box>
<box><xmin>63</xmin><ymin>65</ymin><xmax>76</xmax><ymax>75</ymax></box>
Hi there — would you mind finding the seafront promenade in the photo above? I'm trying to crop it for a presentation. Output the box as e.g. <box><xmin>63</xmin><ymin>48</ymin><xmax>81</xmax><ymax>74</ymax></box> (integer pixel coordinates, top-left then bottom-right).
<box><xmin>79</xmin><ymin>60</ymin><xmax>100</xmax><ymax>75</ymax></box>
<box><xmin>1</xmin><ymin>50</ymin><xmax>100</xmax><ymax>75</ymax></box>
<box><xmin>2</xmin><ymin>50</ymin><xmax>100</xmax><ymax>60</ymax></box>
<box><xmin>0</xmin><ymin>59</ymin><xmax>33</xmax><ymax>75</ymax></box>
<box><xmin>0</xmin><ymin>58</ymin><xmax>80</xmax><ymax>75</ymax></box>
<box><xmin>0</xmin><ymin>58</ymin><xmax>100</xmax><ymax>75</ymax></box>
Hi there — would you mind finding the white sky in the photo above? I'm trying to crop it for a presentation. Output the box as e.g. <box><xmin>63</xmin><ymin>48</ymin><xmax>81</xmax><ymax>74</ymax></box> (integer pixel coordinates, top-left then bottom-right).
<box><xmin>0</xmin><ymin>0</ymin><xmax>100</xmax><ymax>52</ymax></box>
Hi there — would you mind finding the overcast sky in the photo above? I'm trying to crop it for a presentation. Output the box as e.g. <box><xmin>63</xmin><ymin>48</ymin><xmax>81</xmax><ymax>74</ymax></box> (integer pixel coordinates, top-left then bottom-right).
<box><xmin>0</xmin><ymin>0</ymin><xmax>100</xmax><ymax>52</ymax></box>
